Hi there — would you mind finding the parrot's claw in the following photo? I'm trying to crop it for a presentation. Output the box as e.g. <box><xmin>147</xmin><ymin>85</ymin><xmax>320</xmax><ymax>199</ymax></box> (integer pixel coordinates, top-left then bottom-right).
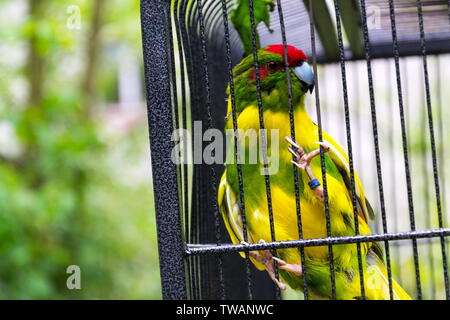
<box><xmin>286</xmin><ymin>138</ymin><xmax>321</xmax><ymax>171</ymax></box>
<box><xmin>285</xmin><ymin>136</ymin><xmax>300</xmax><ymax>149</ymax></box>
<box><xmin>240</xmin><ymin>240</ymin><xmax>287</xmax><ymax>290</ymax></box>
<box><xmin>313</xmin><ymin>141</ymin><xmax>331</xmax><ymax>152</ymax></box>
<box><xmin>285</xmin><ymin>136</ymin><xmax>330</xmax><ymax>202</ymax></box>
<box><xmin>273</xmin><ymin>257</ymin><xmax>303</xmax><ymax>276</ymax></box>
<box><xmin>286</xmin><ymin>138</ymin><xmax>330</xmax><ymax>172</ymax></box>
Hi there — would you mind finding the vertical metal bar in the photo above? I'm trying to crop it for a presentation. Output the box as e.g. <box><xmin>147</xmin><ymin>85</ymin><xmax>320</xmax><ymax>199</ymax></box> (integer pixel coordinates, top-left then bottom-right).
<box><xmin>174</xmin><ymin>0</ymin><xmax>189</xmax><ymax>256</ymax></box>
<box><xmin>194</xmin><ymin>0</ymin><xmax>208</xmax><ymax>300</ymax></box>
<box><xmin>196</xmin><ymin>0</ymin><xmax>225</xmax><ymax>299</ymax></box>
<box><xmin>167</xmin><ymin>0</ymin><xmax>183</xmax><ymax>229</ymax></box>
<box><xmin>172</xmin><ymin>0</ymin><xmax>194</xmax><ymax>298</ymax></box>
<box><xmin>389</xmin><ymin>60</ymin><xmax>403</xmax><ymax>286</ymax></box>
<box><xmin>436</xmin><ymin>55</ymin><xmax>449</xmax><ymax>298</ymax></box>
<box><xmin>141</xmin><ymin>0</ymin><xmax>186</xmax><ymax>300</ymax></box>
<box><xmin>193</xmin><ymin>167</ymin><xmax>201</xmax><ymax>300</ymax></box>
<box><xmin>333</xmin><ymin>0</ymin><xmax>365</xmax><ymax>299</ymax></box>
<box><xmin>308</xmin><ymin>0</ymin><xmax>336</xmax><ymax>300</ymax></box>
<box><xmin>174</xmin><ymin>0</ymin><xmax>194</xmax><ymax>299</ymax></box>
<box><xmin>352</xmin><ymin>62</ymin><xmax>363</xmax><ymax>206</ymax></box>
<box><xmin>402</xmin><ymin>58</ymin><xmax>411</xmax><ymax>178</ymax></box>
<box><xmin>419</xmin><ymin>78</ymin><xmax>436</xmax><ymax>299</ymax></box>
<box><xmin>359</xmin><ymin>0</ymin><xmax>394</xmax><ymax>300</ymax></box>
<box><xmin>220</xmin><ymin>0</ymin><xmax>253</xmax><ymax>300</ymax></box>
<box><xmin>199</xmin><ymin>162</ymin><xmax>207</xmax><ymax>300</ymax></box>
<box><xmin>186</xmin><ymin>0</ymin><xmax>202</xmax><ymax>300</ymax></box>
<box><xmin>416</xmin><ymin>0</ymin><xmax>450</xmax><ymax>299</ymax></box>
<box><xmin>248</xmin><ymin>0</ymin><xmax>280</xmax><ymax>299</ymax></box>
<box><xmin>436</xmin><ymin>56</ymin><xmax>447</xmax><ymax>228</ymax></box>
<box><xmin>387</xmin><ymin>0</ymin><xmax>422</xmax><ymax>299</ymax></box>
<box><xmin>275</xmin><ymin>0</ymin><xmax>309</xmax><ymax>300</ymax></box>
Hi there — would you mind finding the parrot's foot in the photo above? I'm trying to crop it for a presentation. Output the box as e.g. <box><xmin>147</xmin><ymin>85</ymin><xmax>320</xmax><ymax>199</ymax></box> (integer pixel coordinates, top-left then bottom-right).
<box><xmin>241</xmin><ymin>240</ymin><xmax>302</xmax><ymax>290</ymax></box>
<box><xmin>241</xmin><ymin>240</ymin><xmax>286</xmax><ymax>290</ymax></box>
<box><xmin>285</xmin><ymin>136</ymin><xmax>330</xmax><ymax>202</ymax></box>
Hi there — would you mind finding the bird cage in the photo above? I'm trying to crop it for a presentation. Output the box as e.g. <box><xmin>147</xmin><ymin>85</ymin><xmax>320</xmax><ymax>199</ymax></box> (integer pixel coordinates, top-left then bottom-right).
<box><xmin>141</xmin><ymin>0</ymin><xmax>450</xmax><ymax>300</ymax></box>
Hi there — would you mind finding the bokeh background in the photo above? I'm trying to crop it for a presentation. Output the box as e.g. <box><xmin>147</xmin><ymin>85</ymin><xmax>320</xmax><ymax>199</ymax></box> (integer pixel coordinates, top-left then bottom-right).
<box><xmin>0</xmin><ymin>0</ymin><xmax>161</xmax><ymax>299</ymax></box>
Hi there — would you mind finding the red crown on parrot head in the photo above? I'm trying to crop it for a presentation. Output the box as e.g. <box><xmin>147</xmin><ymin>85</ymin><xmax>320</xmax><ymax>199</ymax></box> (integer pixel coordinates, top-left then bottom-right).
<box><xmin>265</xmin><ymin>45</ymin><xmax>307</xmax><ymax>67</ymax></box>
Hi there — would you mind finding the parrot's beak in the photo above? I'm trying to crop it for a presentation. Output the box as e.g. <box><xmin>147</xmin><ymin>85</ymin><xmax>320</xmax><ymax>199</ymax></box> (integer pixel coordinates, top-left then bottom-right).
<box><xmin>294</xmin><ymin>62</ymin><xmax>315</xmax><ymax>93</ymax></box>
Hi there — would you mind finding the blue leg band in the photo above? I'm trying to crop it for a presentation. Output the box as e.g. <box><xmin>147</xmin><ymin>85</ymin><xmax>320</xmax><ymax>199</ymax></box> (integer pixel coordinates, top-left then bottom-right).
<box><xmin>308</xmin><ymin>178</ymin><xmax>321</xmax><ymax>190</ymax></box>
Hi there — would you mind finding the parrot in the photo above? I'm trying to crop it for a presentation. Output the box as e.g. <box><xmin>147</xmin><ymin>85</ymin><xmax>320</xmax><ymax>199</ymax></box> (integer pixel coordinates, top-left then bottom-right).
<box><xmin>217</xmin><ymin>44</ymin><xmax>411</xmax><ymax>300</ymax></box>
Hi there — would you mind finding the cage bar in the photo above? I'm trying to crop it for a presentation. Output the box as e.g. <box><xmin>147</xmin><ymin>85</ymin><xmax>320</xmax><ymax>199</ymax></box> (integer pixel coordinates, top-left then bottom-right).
<box><xmin>141</xmin><ymin>0</ymin><xmax>450</xmax><ymax>300</ymax></box>
<box><xmin>141</xmin><ymin>0</ymin><xmax>186</xmax><ymax>300</ymax></box>
<box><xmin>219</xmin><ymin>0</ymin><xmax>254</xmax><ymax>300</ymax></box>
<box><xmin>275</xmin><ymin>0</ymin><xmax>310</xmax><ymax>300</ymax></box>
<box><xmin>186</xmin><ymin>228</ymin><xmax>450</xmax><ymax>255</ymax></box>
<box><xmin>308</xmin><ymin>0</ymin><xmax>337</xmax><ymax>299</ymax></box>
<box><xmin>248</xmin><ymin>0</ymin><xmax>281</xmax><ymax>300</ymax></box>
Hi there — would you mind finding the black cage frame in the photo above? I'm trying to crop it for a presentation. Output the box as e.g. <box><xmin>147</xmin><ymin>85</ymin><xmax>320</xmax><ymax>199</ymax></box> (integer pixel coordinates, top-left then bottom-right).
<box><xmin>141</xmin><ymin>0</ymin><xmax>450</xmax><ymax>300</ymax></box>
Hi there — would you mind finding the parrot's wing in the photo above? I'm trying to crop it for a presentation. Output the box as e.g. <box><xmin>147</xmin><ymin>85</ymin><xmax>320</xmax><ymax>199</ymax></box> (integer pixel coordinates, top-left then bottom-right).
<box><xmin>322</xmin><ymin>137</ymin><xmax>384</xmax><ymax>261</ymax></box>
<box><xmin>322</xmin><ymin>136</ymin><xmax>375</xmax><ymax>223</ymax></box>
<box><xmin>218</xmin><ymin>172</ymin><xmax>245</xmax><ymax>245</ymax></box>
<box><xmin>218</xmin><ymin>172</ymin><xmax>266</xmax><ymax>270</ymax></box>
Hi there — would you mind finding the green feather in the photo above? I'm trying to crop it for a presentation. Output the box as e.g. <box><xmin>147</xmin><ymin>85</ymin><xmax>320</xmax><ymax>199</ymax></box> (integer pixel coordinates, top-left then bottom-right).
<box><xmin>230</xmin><ymin>0</ymin><xmax>275</xmax><ymax>56</ymax></box>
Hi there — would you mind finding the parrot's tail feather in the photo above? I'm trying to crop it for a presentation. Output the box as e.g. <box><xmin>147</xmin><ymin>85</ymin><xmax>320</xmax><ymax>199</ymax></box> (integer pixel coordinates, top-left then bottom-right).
<box><xmin>365</xmin><ymin>251</ymin><xmax>412</xmax><ymax>300</ymax></box>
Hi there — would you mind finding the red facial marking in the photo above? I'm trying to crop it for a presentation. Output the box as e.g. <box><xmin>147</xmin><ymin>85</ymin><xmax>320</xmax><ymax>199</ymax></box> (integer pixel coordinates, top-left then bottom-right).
<box><xmin>248</xmin><ymin>45</ymin><xmax>307</xmax><ymax>81</ymax></box>
<box><xmin>265</xmin><ymin>44</ymin><xmax>307</xmax><ymax>67</ymax></box>
<box><xmin>249</xmin><ymin>66</ymin><xmax>269</xmax><ymax>81</ymax></box>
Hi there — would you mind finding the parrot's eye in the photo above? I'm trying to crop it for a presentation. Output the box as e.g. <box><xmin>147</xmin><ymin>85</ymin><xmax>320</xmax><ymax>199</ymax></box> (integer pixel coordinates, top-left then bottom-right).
<box><xmin>298</xmin><ymin>60</ymin><xmax>304</xmax><ymax>66</ymax></box>
<box><xmin>267</xmin><ymin>62</ymin><xmax>278</xmax><ymax>71</ymax></box>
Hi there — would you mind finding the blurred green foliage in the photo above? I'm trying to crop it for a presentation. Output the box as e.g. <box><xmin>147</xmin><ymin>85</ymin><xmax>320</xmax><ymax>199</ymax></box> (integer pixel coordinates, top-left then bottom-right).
<box><xmin>230</xmin><ymin>0</ymin><xmax>274</xmax><ymax>56</ymax></box>
<box><xmin>0</xmin><ymin>0</ymin><xmax>161</xmax><ymax>299</ymax></box>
